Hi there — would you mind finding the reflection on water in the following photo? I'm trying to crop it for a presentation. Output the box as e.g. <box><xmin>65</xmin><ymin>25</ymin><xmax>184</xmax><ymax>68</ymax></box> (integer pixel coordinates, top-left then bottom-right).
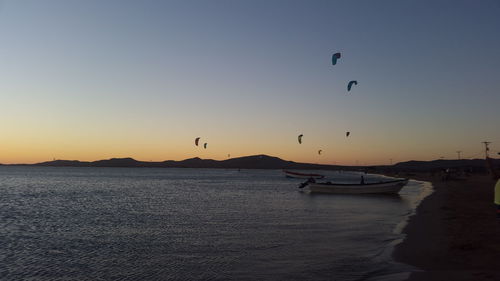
<box><xmin>0</xmin><ymin>167</ymin><xmax>426</xmax><ymax>281</ymax></box>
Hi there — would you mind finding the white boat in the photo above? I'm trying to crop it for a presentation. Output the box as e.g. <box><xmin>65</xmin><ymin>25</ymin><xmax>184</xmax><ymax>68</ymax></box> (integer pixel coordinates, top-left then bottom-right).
<box><xmin>283</xmin><ymin>170</ymin><xmax>325</xmax><ymax>179</ymax></box>
<box><xmin>306</xmin><ymin>179</ymin><xmax>409</xmax><ymax>194</ymax></box>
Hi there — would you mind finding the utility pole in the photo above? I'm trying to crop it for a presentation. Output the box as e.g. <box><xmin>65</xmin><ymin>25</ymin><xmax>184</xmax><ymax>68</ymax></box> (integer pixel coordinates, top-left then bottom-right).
<box><xmin>456</xmin><ymin>151</ymin><xmax>462</xmax><ymax>160</ymax></box>
<box><xmin>482</xmin><ymin>141</ymin><xmax>491</xmax><ymax>158</ymax></box>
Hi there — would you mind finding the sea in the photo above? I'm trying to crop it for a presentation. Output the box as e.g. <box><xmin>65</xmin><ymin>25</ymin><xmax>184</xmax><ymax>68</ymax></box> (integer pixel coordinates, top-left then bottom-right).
<box><xmin>0</xmin><ymin>166</ymin><xmax>431</xmax><ymax>281</ymax></box>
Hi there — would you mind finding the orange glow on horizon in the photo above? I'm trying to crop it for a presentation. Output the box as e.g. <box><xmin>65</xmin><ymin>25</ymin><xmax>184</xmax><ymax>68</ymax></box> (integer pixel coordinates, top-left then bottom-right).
<box><xmin>0</xmin><ymin>134</ymin><xmax>481</xmax><ymax>166</ymax></box>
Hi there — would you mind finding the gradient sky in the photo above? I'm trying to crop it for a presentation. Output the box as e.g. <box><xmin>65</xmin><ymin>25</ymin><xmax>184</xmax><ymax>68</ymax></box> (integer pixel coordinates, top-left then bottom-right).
<box><xmin>0</xmin><ymin>0</ymin><xmax>499</xmax><ymax>165</ymax></box>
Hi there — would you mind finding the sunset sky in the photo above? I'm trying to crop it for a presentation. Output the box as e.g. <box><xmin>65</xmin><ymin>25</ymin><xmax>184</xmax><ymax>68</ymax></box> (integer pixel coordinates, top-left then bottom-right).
<box><xmin>0</xmin><ymin>0</ymin><xmax>499</xmax><ymax>165</ymax></box>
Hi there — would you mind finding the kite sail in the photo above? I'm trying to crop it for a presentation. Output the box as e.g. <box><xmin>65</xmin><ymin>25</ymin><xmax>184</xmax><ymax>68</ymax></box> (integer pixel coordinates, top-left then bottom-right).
<box><xmin>318</xmin><ymin>150</ymin><xmax>322</xmax><ymax>155</ymax></box>
<box><xmin>298</xmin><ymin>134</ymin><xmax>303</xmax><ymax>144</ymax></box>
<box><xmin>347</xmin><ymin>80</ymin><xmax>358</xmax><ymax>91</ymax></box>
<box><xmin>332</xmin><ymin>52</ymin><xmax>341</xmax><ymax>65</ymax></box>
<box><xmin>346</xmin><ymin>132</ymin><xmax>350</xmax><ymax>137</ymax></box>
<box><xmin>204</xmin><ymin>143</ymin><xmax>207</xmax><ymax>149</ymax></box>
<box><xmin>195</xmin><ymin>137</ymin><xmax>200</xmax><ymax>146</ymax></box>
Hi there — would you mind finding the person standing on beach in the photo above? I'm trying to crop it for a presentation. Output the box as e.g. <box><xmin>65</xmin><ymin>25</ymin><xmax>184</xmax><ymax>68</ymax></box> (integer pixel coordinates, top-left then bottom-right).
<box><xmin>495</xmin><ymin>173</ymin><xmax>500</xmax><ymax>219</ymax></box>
<box><xmin>486</xmin><ymin>157</ymin><xmax>500</xmax><ymax>218</ymax></box>
<box><xmin>496</xmin><ymin>180</ymin><xmax>500</xmax><ymax>218</ymax></box>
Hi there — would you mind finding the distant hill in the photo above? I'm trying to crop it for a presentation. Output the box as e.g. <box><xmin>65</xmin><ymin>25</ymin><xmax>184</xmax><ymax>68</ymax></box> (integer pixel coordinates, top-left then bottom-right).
<box><xmin>93</xmin><ymin>158</ymin><xmax>144</xmax><ymax>167</ymax></box>
<box><xmin>32</xmin><ymin>155</ymin><xmax>342</xmax><ymax>170</ymax></box>
<box><xmin>391</xmin><ymin>158</ymin><xmax>499</xmax><ymax>172</ymax></box>
<box><xmin>6</xmin><ymin>156</ymin><xmax>498</xmax><ymax>172</ymax></box>
<box><xmin>35</xmin><ymin>160</ymin><xmax>91</xmax><ymax>167</ymax></box>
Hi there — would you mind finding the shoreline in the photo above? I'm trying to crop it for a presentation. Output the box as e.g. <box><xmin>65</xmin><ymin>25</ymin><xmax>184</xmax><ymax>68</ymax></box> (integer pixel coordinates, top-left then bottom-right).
<box><xmin>391</xmin><ymin>173</ymin><xmax>500</xmax><ymax>280</ymax></box>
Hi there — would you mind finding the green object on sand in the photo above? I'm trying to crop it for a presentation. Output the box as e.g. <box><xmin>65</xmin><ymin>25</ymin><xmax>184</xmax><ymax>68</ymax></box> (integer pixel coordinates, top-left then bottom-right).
<box><xmin>495</xmin><ymin>179</ymin><xmax>500</xmax><ymax>205</ymax></box>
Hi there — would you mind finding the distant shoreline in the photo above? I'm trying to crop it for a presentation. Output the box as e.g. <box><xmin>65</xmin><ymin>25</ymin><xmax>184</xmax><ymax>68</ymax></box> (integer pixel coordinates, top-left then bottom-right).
<box><xmin>1</xmin><ymin>155</ymin><xmax>497</xmax><ymax>172</ymax></box>
<box><xmin>0</xmin><ymin>155</ymin><xmax>343</xmax><ymax>170</ymax></box>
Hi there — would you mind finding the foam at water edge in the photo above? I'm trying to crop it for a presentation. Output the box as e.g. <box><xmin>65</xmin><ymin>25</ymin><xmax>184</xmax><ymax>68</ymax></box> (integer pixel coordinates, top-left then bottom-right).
<box><xmin>364</xmin><ymin>180</ymin><xmax>433</xmax><ymax>281</ymax></box>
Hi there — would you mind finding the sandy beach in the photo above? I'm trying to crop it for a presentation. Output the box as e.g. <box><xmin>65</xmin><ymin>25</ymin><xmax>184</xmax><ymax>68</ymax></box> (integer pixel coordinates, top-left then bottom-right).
<box><xmin>393</xmin><ymin>173</ymin><xmax>500</xmax><ymax>280</ymax></box>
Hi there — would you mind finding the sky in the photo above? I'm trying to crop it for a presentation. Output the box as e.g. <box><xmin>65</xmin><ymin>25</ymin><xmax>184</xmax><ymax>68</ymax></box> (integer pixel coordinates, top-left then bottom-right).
<box><xmin>0</xmin><ymin>0</ymin><xmax>499</xmax><ymax>165</ymax></box>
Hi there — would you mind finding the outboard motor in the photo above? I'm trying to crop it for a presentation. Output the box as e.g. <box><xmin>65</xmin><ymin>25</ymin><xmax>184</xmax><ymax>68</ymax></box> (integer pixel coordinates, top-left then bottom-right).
<box><xmin>298</xmin><ymin>177</ymin><xmax>315</xmax><ymax>189</ymax></box>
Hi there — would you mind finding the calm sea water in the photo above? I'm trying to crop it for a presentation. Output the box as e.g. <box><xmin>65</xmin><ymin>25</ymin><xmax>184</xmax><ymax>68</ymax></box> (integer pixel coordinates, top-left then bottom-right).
<box><xmin>0</xmin><ymin>167</ymin><xmax>429</xmax><ymax>281</ymax></box>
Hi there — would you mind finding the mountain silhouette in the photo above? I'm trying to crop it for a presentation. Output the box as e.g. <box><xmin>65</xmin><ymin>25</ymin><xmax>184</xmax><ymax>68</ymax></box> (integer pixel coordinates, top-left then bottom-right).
<box><xmin>7</xmin><ymin>155</ymin><xmax>497</xmax><ymax>172</ymax></box>
<box><xmin>33</xmin><ymin>155</ymin><xmax>337</xmax><ymax>169</ymax></box>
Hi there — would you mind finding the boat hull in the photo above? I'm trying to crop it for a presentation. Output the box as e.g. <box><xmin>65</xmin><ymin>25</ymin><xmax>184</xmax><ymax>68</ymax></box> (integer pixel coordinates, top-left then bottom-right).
<box><xmin>283</xmin><ymin>170</ymin><xmax>325</xmax><ymax>179</ymax></box>
<box><xmin>308</xmin><ymin>179</ymin><xmax>408</xmax><ymax>194</ymax></box>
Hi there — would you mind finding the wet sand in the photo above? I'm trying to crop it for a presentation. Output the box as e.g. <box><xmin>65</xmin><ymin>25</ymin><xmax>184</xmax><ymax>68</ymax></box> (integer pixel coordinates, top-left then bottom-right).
<box><xmin>392</xmin><ymin>173</ymin><xmax>500</xmax><ymax>280</ymax></box>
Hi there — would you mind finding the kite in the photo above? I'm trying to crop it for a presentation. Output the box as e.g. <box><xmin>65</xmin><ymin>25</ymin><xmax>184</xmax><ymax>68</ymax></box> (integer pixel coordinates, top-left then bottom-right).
<box><xmin>347</xmin><ymin>80</ymin><xmax>358</xmax><ymax>91</ymax></box>
<box><xmin>332</xmin><ymin>52</ymin><xmax>341</xmax><ymax>65</ymax></box>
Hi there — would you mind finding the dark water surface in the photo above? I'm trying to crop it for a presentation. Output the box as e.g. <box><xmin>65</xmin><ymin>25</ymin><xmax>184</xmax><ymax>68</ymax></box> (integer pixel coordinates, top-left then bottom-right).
<box><xmin>0</xmin><ymin>167</ymin><xmax>427</xmax><ymax>280</ymax></box>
